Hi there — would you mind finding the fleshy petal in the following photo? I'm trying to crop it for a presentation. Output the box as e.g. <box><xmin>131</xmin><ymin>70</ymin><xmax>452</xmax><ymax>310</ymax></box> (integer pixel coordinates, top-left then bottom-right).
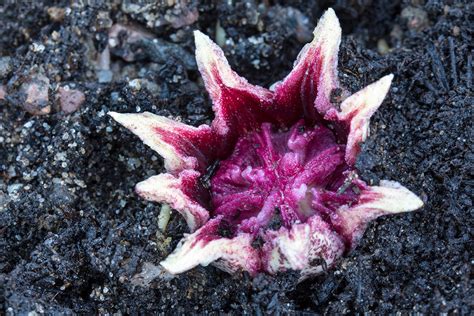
<box><xmin>273</xmin><ymin>8</ymin><xmax>341</xmax><ymax>124</ymax></box>
<box><xmin>263</xmin><ymin>215</ymin><xmax>345</xmax><ymax>276</ymax></box>
<box><xmin>109</xmin><ymin>111</ymin><xmax>216</xmax><ymax>174</ymax></box>
<box><xmin>135</xmin><ymin>170</ymin><xmax>210</xmax><ymax>232</ymax></box>
<box><xmin>160</xmin><ymin>217</ymin><xmax>260</xmax><ymax>274</ymax></box>
<box><xmin>326</xmin><ymin>75</ymin><xmax>394</xmax><ymax>165</ymax></box>
<box><xmin>194</xmin><ymin>31</ymin><xmax>275</xmax><ymax>138</ymax></box>
<box><xmin>334</xmin><ymin>180</ymin><xmax>423</xmax><ymax>247</ymax></box>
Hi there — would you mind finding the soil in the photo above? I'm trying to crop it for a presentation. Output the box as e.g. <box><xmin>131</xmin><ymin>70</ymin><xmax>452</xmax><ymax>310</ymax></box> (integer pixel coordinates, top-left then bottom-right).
<box><xmin>1</xmin><ymin>0</ymin><xmax>472</xmax><ymax>314</ymax></box>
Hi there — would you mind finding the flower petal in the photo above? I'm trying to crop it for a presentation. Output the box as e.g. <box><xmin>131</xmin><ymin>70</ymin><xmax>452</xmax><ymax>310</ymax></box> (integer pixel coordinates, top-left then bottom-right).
<box><xmin>109</xmin><ymin>111</ymin><xmax>216</xmax><ymax>174</ymax></box>
<box><xmin>326</xmin><ymin>75</ymin><xmax>394</xmax><ymax>165</ymax></box>
<box><xmin>194</xmin><ymin>31</ymin><xmax>275</xmax><ymax>139</ymax></box>
<box><xmin>160</xmin><ymin>217</ymin><xmax>260</xmax><ymax>274</ymax></box>
<box><xmin>334</xmin><ymin>180</ymin><xmax>423</xmax><ymax>247</ymax></box>
<box><xmin>273</xmin><ymin>8</ymin><xmax>341</xmax><ymax>124</ymax></box>
<box><xmin>262</xmin><ymin>215</ymin><xmax>345</xmax><ymax>276</ymax></box>
<box><xmin>135</xmin><ymin>170</ymin><xmax>210</xmax><ymax>232</ymax></box>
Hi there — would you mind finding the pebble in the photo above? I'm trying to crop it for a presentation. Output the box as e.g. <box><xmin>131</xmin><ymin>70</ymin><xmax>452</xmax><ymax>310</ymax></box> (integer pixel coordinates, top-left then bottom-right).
<box><xmin>7</xmin><ymin>183</ymin><xmax>23</xmax><ymax>195</ymax></box>
<box><xmin>452</xmin><ymin>26</ymin><xmax>460</xmax><ymax>36</ymax></box>
<box><xmin>58</xmin><ymin>87</ymin><xmax>85</xmax><ymax>113</ymax></box>
<box><xmin>0</xmin><ymin>56</ymin><xmax>12</xmax><ymax>78</ymax></box>
<box><xmin>0</xmin><ymin>85</ymin><xmax>6</xmax><ymax>100</ymax></box>
<box><xmin>97</xmin><ymin>69</ymin><xmax>113</xmax><ymax>83</ymax></box>
<box><xmin>377</xmin><ymin>39</ymin><xmax>390</xmax><ymax>55</ymax></box>
<box><xmin>20</xmin><ymin>73</ymin><xmax>51</xmax><ymax>115</ymax></box>
<box><xmin>401</xmin><ymin>6</ymin><xmax>429</xmax><ymax>31</ymax></box>
<box><xmin>47</xmin><ymin>6</ymin><xmax>66</xmax><ymax>22</ymax></box>
<box><xmin>31</xmin><ymin>43</ymin><xmax>45</xmax><ymax>53</ymax></box>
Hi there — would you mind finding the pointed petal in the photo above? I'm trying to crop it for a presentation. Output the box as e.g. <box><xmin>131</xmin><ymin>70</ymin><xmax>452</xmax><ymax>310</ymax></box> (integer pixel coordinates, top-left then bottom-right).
<box><xmin>194</xmin><ymin>31</ymin><xmax>275</xmax><ymax>138</ymax></box>
<box><xmin>335</xmin><ymin>180</ymin><xmax>423</xmax><ymax>246</ymax></box>
<box><xmin>273</xmin><ymin>8</ymin><xmax>341</xmax><ymax>124</ymax></box>
<box><xmin>262</xmin><ymin>215</ymin><xmax>344</xmax><ymax>276</ymax></box>
<box><xmin>326</xmin><ymin>75</ymin><xmax>394</xmax><ymax>165</ymax></box>
<box><xmin>343</xmin><ymin>75</ymin><xmax>393</xmax><ymax>165</ymax></box>
<box><xmin>109</xmin><ymin>111</ymin><xmax>216</xmax><ymax>174</ymax></box>
<box><xmin>160</xmin><ymin>217</ymin><xmax>260</xmax><ymax>274</ymax></box>
<box><xmin>135</xmin><ymin>170</ymin><xmax>210</xmax><ymax>232</ymax></box>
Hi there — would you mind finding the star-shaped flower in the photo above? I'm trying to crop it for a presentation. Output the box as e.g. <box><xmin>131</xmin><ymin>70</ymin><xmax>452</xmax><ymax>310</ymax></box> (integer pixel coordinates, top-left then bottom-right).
<box><xmin>109</xmin><ymin>9</ymin><xmax>423</xmax><ymax>278</ymax></box>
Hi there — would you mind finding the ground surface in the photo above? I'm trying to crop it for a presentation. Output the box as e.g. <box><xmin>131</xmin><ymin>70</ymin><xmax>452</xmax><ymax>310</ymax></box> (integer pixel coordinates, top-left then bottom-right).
<box><xmin>1</xmin><ymin>0</ymin><xmax>472</xmax><ymax>314</ymax></box>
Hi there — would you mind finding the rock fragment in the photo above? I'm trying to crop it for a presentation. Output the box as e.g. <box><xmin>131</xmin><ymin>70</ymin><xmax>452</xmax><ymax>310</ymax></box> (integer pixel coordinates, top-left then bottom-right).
<box><xmin>0</xmin><ymin>85</ymin><xmax>6</xmax><ymax>100</ymax></box>
<box><xmin>108</xmin><ymin>24</ymin><xmax>195</xmax><ymax>69</ymax></box>
<box><xmin>0</xmin><ymin>56</ymin><xmax>13</xmax><ymax>79</ymax></box>
<box><xmin>58</xmin><ymin>86</ymin><xmax>85</xmax><ymax>114</ymax></box>
<box><xmin>401</xmin><ymin>6</ymin><xmax>429</xmax><ymax>31</ymax></box>
<box><xmin>20</xmin><ymin>73</ymin><xmax>51</xmax><ymax>115</ymax></box>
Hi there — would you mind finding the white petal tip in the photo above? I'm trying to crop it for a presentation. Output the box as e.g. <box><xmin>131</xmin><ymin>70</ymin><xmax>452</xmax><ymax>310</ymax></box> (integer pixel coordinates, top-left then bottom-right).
<box><xmin>322</xmin><ymin>8</ymin><xmax>337</xmax><ymax>21</ymax></box>
<box><xmin>159</xmin><ymin>259</ymin><xmax>180</xmax><ymax>275</ymax></box>
<box><xmin>194</xmin><ymin>30</ymin><xmax>216</xmax><ymax>54</ymax></box>
<box><xmin>108</xmin><ymin>111</ymin><xmax>124</xmax><ymax>121</ymax></box>
<box><xmin>378</xmin><ymin>180</ymin><xmax>424</xmax><ymax>212</ymax></box>
<box><xmin>108</xmin><ymin>111</ymin><xmax>151</xmax><ymax>128</ymax></box>
<box><xmin>315</xmin><ymin>8</ymin><xmax>341</xmax><ymax>37</ymax></box>
<box><xmin>193</xmin><ymin>29</ymin><xmax>206</xmax><ymax>40</ymax></box>
<box><xmin>379</xmin><ymin>74</ymin><xmax>394</xmax><ymax>92</ymax></box>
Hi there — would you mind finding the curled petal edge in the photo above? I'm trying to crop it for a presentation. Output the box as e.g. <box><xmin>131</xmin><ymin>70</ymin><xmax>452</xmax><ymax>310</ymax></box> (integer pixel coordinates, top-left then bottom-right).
<box><xmin>135</xmin><ymin>170</ymin><xmax>209</xmax><ymax>232</ymax></box>
<box><xmin>325</xmin><ymin>74</ymin><xmax>394</xmax><ymax>165</ymax></box>
<box><xmin>160</xmin><ymin>217</ymin><xmax>260</xmax><ymax>275</ymax></box>
<box><xmin>336</xmin><ymin>180</ymin><xmax>424</xmax><ymax>246</ymax></box>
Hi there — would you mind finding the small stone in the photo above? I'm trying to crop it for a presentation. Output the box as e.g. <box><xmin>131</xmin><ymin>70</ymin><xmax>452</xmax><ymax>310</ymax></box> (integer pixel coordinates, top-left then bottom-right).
<box><xmin>452</xmin><ymin>26</ymin><xmax>460</xmax><ymax>36</ymax></box>
<box><xmin>377</xmin><ymin>39</ymin><xmax>390</xmax><ymax>55</ymax></box>
<box><xmin>129</xmin><ymin>79</ymin><xmax>160</xmax><ymax>96</ymax></box>
<box><xmin>31</xmin><ymin>43</ymin><xmax>45</xmax><ymax>53</ymax></box>
<box><xmin>108</xmin><ymin>24</ymin><xmax>154</xmax><ymax>62</ymax></box>
<box><xmin>0</xmin><ymin>56</ymin><xmax>13</xmax><ymax>78</ymax></box>
<box><xmin>128</xmin><ymin>79</ymin><xmax>141</xmax><ymax>90</ymax></box>
<box><xmin>20</xmin><ymin>73</ymin><xmax>51</xmax><ymax>115</ymax></box>
<box><xmin>58</xmin><ymin>87</ymin><xmax>85</xmax><ymax>113</ymax></box>
<box><xmin>167</xmin><ymin>6</ymin><xmax>199</xmax><ymax>29</ymax></box>
<box><xmin>97</xmin><ymin>69</ymin><xmax>113</xmax><ymax>83</ymax></box>
<box><xmin>401</xmin><ymin>6</ymin><xmax>429</xmax><ymax>31</ymax></box>
<box><xmin>96</xmin><ymin>11</ymin><xmax>113</xmax><ymax>29</ymax></box>
<box><xmin>47</xmin><ymin>6</ymin><xmax>66</xmax><ymax>22</ymax></box>
<box><xmin>127</xmin><ymin>157</ymin><xmax>141</xmax><ymax>170</ymax></box>
<box><xmin>0</xmin><ymin>85</ymin><xmax>6</xmax><ymax>100</ymax></box>
<box><xmin>51</xmin><ymin>31</ymin><xmax>61</xmax><ymax>41</ymax></box>
<box><xmin>7</xmin><ymin>183</ymin><xmax>23</xmax><ymax>195</ymax></box>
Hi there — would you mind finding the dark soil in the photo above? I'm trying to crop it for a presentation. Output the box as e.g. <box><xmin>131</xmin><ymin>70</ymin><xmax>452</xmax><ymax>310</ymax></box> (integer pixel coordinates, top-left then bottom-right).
<box><xmin>1</xmin><ymin>1</ymin><xmax>472</xmax><ymax>314</ymax></box>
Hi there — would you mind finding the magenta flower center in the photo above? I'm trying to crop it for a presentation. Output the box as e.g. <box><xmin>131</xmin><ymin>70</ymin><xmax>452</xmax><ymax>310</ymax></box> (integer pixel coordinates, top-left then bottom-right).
<box><xmin>211</xmin><ymin>120</ymin><xmax>359</xmax><ymax>239</ymax></box>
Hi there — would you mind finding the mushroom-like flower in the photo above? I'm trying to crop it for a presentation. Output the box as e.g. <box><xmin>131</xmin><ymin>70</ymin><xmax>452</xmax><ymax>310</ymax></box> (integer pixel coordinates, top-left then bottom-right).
<box><xmin>109</xmin><ymin>9</ymin><xmax>423</xmax><ymax>278</ymax></box>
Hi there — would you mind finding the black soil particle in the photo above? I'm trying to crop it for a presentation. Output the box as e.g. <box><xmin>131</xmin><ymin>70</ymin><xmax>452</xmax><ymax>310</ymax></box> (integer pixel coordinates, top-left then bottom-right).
<box><xmin>1</xmin><ymin>1</ymin><xmax>473</xmax><ymax>314</ymax></box>
<box><xmin>217</xmin><ymin>220</ymin><xmax>234</xmax><ymax>238</ymax></box>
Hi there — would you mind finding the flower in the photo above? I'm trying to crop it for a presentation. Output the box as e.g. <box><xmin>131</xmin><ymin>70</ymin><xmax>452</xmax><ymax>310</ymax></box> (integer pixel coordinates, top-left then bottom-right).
<box><xmin>109</xmin><ymin>8</ymin><xmax>423</xmax><ymax>278</ymax></box>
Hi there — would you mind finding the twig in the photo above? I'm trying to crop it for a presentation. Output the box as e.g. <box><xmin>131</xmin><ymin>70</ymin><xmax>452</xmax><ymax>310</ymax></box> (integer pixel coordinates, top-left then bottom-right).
<box><xmin>467</xmin><ymin>53</ymin><xmax>472</xmax><ymax>89</ymax></box>
<box><xmin>428</xmin><ymin>43</ymin><xmax>449</xmax><ymax>92</ymax></box>
<box><xmin>448</xmin><ymin>37</ymin><xmax>458</xmax><ymax>86</ymax></box>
